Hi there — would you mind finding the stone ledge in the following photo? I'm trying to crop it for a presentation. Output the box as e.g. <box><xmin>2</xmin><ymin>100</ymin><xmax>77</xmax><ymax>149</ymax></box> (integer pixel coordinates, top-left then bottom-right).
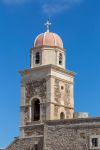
<box><xmin>45</xmin><ymin>117</ymin><xmax>100</xmax><ymax>126</ymax></box>
<box><xmin>19</xmin><ymin>135</ymin><xmax>44</xmax><ymax>139</ymax></box>
<box><xmin>20</xmin><ymin>123</ymin><xmax>44</xmax><ymax>128</ymax></box>
<box><xmin>19</xmin><ymin>64</ymin><xmax>75</xmax><ymax>77</ymax></box>
<box><xmin>30</xmin><ymin>45</ymin><xmax>65</xmax><ymax>51</ymax></box>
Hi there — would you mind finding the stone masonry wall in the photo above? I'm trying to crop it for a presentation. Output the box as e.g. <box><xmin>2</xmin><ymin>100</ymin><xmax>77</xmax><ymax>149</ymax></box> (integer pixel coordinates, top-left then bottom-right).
<box><xmin>44</xmin><ymin>118</ymin><xmax>100</xmax><ymax>150</ymax></box>
<box><xmin>24</xmin><ymin>124</ymin><xmax>44</xmax><ymax>137</ymax></box>
<box><xmin>54</xmin><ymin>79</ymin><xmax>73</xmax><ymax>119</ymax></box>
<box><xmin>24</xmin><ymin>79</ymin><xmax>46</xmax><ymax>125</ymax></box>
<box><xmin>4</xmin><ymin>118</ymin><xmax>100</xmax><ymax>150</ymax></box>
<box><xmin>6</xmin><ymin>137</ymin><xmax>43</xmax><ymax>150</ymax></box>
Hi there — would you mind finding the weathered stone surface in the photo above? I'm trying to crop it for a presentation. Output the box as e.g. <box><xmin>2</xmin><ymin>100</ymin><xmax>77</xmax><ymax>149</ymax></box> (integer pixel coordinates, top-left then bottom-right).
<box><xmin>24</xmin><ymin>79</ymin><xmax>46</xmax><ymax>125</ymax></box>
<box><xmin>54</xmin><ymin>79</ymin><xmax>71</xmax><ymax>106</ymax></box>
<box><xmin>44</xmin><ymin>118</ymin><xmax>100</xmax><ymax>150</ymax></box>
<box><xmin>64</xmin><ymin>83</ymin><xmax>70</xmax><ymax>106</ymax></box>
<box><xmin>6</xmin><ymin>137</ymin><xmax>43</xmax><ymax>150</ymax></box>
<box><xmin>24</xmin><ymin>124</ymin><xmax>44</xmax><ymax>137</ymax></box>
<box><xmin>25</xmin><ymin>79</ymin><xmax>46</xmax><ymax>105</ymax></box>
<box><xmin>54</xmin><ymin>79</ymin><xmax>61</xmax><ymax>104</ymax></box>
<box><xmin>4</xmin><ymin>118</ymin><xmax>100</xmax><ymax>150</ymax></box>
<box><xmin>54</xmin><ymin>79</ymin><xmax>73</xmax><ymax>119</ymax></box>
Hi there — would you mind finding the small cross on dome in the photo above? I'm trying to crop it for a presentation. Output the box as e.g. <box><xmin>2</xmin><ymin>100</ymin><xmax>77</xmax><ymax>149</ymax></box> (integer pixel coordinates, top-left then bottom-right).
<box><xmin>45</xmin><ymin>18</ymin><xmax>51</xmax><ymax>32</ymax></box>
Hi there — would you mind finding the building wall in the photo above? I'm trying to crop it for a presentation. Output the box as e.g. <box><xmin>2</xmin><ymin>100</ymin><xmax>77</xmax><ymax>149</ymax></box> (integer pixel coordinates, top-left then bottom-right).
<box><xmin>20</xmin><ymin>65</ymin><xmax>74</xmax><ymax>121</ymax></box>
<box><xmin>6</xmin><ymin>137</ymin><xmax>43</xmax><ymax>150</ymax></box>
<box><xmin>20</xmin><ymin>65</ymin><xmax>74</xmax><ymax>137</ymax></box>
<box><xmin>30</xmin><ymin>47</ymin><xmax>65</xmax><ymax>69</ymax></box>
<box><xmin>44</xmin><ymin>118</ymin><xmax>100</xmax><ymax>150</ymax></box>
<box><xmin>49</xmin><ymin>77</ymin><xmax>74</xmax><ymax>120</ymax></box>
<box><xmin>4</xmin><ymin>118</ymin><xmax>100</xmax><ymax>150</ymax></box>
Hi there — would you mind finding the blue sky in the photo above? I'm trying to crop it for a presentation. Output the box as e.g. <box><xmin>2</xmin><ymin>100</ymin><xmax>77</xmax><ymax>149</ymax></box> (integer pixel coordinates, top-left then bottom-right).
<box><xmin>0</xmin><ymin>0</ymin><xmax>100</xmax><ymax>148</ymax></box>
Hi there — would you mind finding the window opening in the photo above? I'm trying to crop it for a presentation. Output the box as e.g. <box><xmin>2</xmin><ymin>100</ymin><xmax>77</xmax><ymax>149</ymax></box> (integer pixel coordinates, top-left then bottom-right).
<box><xmin>35</xmin><ymin>52</ymin><xmax>40</xmax><ymax>64</ymax></box>
<box><xmin>60</xmin><ymin>112</ymin><xmax>65</xmax><ymax>119</ymax></box>
<box><xmin>92</xmin><ymin>138</ymin><xmax>98</xmax><ymax>147</ymax></box>
<box><xmin>61</xmin><ymin>86</ymin><xmax>64</xmax><ymax>90</ymax></box>
<box><xmin>31</xmin><ymin>99</ymin><xmax>40</xmax><ymax>121</ymax></box>
<box><xmin>59</xmin><ymin>53</ymin><xmax>63</xmax><ymax>65</ymax></box>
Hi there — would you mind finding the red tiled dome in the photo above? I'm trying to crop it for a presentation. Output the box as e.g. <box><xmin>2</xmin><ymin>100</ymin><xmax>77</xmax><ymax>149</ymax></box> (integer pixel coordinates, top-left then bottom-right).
<box><xmin>34</xmin><ymin>32</ymin><xmax>63</xmax><ymax>48</ymax></box>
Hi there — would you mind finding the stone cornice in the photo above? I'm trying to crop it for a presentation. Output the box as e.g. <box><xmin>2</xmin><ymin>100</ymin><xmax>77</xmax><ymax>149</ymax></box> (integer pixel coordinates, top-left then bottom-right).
<box><xmin>20</xmin><ymin>102</ymin><xmax>74</xmax><ymax>110</ymax></box>
<box><xmin>19</xmin><ymin>135</ymin><xmax>44</xmax><ymax>139</ymax></box>
<box><xmin>47</xmin><ymin>75</ymin><xmax>73</xmax><ymax>84</ymax></box>
<box><xmin>45</xmin><ymin>117</ymin><xmax>100</xmax><ymax>127</ymax></box>
<box><xmin>51</xmin><ymin>65</ymin><xmax>75</xmax><ymax>77</ymax></box>
<box><xmin>30</xmin><ymin>45</ymin><xmax>65</xmax><ymax>52</ymax></box>
<box><xmin>20</xmin><ymin>117</ymin><xmax>100</xmax><ymax>130</ymax></box>
<box><xmin>48</xmin><ymin>102</ymin><xmax>74</xmax><ymax>110</ymax></box>
<box><xmin>20</xmin><ymin>123</ymin><xmax>44</xmax><ymax>129</ymax></box>
<box><xmin>19</xmin><ymin>64</ymin><xmax>75</xmax><ymax>77</ymax></box>
<box><xmin>46</xmin><ymin>122</ymin><xmax>100</xmax><ymax>129</ymax></box>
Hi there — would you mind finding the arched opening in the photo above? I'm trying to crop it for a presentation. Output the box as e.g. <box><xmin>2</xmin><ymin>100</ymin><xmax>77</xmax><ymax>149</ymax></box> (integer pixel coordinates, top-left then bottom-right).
<box><xmin>34</xmin><ymin>144</ymin><xmax>38</xmax><ymax>150</ymax></box>
<box><xmin>59</xmin><ymin>53</ymin><xmax>63</xmax><ymax>65</ymax></box>
<box><xmin>31</xmin><ymin>99</ymin><xmax>40</xmax><ymax>121</ymax></box>
<box><xmin>60</xmin><ymin>112</ymin><xmax>65</xmax><ymax>119</ymax></box>
<box><xmin>35</xmin><ymin>52</ymin><xmax>40</xmax><ymax>64</ymax></box>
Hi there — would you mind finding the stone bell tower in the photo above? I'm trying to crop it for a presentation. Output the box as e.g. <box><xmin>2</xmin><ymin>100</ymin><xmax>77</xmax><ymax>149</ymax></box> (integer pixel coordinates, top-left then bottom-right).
<box><xmin>19</xmin><ymin>19</ymin><xmax>75</xmax><ymax>138</ymax></box>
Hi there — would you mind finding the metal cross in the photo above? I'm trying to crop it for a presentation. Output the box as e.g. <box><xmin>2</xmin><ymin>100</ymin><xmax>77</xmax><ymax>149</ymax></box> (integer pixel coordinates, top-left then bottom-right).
<box><xmin>45</xmin><ymin>18</ymin><xmax>51</xmax><ymax>32</ymax></box>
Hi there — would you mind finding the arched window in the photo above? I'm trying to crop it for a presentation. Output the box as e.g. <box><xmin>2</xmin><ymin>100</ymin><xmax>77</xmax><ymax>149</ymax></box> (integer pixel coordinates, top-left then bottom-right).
<box><xmin>59</xmin><ymin>53</ymin><xmax>63</xmax><ymax>65</ymax></box>
<box><xmin>31</xmin><ymin>99</ymin><xmax>40</xmax><ymax>121</ymax></box>
<box><xmin>60</xmin><ymin>112</ymin><xmax>65</xmax><ymax>119</ymax></box>
<box><xmin>35</xmin><ymin>52</ymin><xmax>40</xmax><ymax>64</ymax></box>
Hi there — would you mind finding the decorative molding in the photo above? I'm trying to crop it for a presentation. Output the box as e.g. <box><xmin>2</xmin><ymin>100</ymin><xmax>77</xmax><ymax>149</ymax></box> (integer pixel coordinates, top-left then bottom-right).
<box><xmin>20</xmin><ymin>102</ymin><xmax>74</xmax><ymax>110</ymax></box>
<box><xmin>19</xmin><ymin>135</ymin><xmax>44</xmax><ymax>139</ymax></box>
<box><xmin>30</xmin><ymin>45</ymin><xmax>65</xmax><ymax>52</ymax></box>
<box><xmin>50</xmin><ymin>102</ymin><xmax>74</xmax><ymax>110</ymax></box>
<box><xmin>46</xmin><ymin>75</ymin><xmax>73</xmax><ymax>84</ymax></box>
<box><xmin>19</xmin><ymin>64</ymin><xmax>75</xmax><ymax>77</ymax></box>
<box><xmin>20</xmin><ymin>123</ymin><xmax>44</xmax><ymax>129</ymax></box>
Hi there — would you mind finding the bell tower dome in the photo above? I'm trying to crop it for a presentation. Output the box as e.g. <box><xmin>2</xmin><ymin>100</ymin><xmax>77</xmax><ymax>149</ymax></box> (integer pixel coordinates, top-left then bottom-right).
<box><xmin>30</xmin><ymin>19</ymin><xmax>65</xmax><ymax>69</ymax></box>
<box><xmin>20</xmin><ymin>19</ymin><xmax>75</xmax><ymax>138</ymax></box>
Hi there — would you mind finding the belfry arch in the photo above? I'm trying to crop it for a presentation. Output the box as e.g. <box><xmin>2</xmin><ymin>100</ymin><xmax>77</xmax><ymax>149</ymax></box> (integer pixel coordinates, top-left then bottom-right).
<box><xmin>31</xmin><ymin>98</ymin><xmax>40</xmax><ymax>121</ymax></box>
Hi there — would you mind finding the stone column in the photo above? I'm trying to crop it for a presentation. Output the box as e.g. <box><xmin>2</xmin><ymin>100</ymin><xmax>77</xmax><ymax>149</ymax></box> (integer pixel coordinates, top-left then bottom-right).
<box><xmin>40</xmin><ymin>102</ymin><xmax>46</xmax><ymax>122</ymax></box>
<box><xmin>20</xmin><ymin>81</ymin><xmax>26</xmax><ymax>138</ymax></box>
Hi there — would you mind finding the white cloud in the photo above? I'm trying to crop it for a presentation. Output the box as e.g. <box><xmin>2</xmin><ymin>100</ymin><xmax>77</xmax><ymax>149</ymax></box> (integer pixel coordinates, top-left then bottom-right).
<box><xmin>2</xmin><ymin>0</ymin><xmax>83</xmax><ymax>15</ymax></box>
<box><xmin>2</xmin><ymin>0</ymin><xmax>32</xmax><ymax>5</ymax></box>
<box><xmin>42</xmin><ymin>0</ymin><xmax>83</xmax><ymax>15</ymax></box>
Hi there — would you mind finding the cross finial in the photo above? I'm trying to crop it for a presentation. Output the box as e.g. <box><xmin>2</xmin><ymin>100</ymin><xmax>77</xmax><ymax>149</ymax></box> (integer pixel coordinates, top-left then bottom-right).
<box><xmin>45</xmin><ymin>18</ymin><xmax>51</xmax><ymax>32</ymax></box>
